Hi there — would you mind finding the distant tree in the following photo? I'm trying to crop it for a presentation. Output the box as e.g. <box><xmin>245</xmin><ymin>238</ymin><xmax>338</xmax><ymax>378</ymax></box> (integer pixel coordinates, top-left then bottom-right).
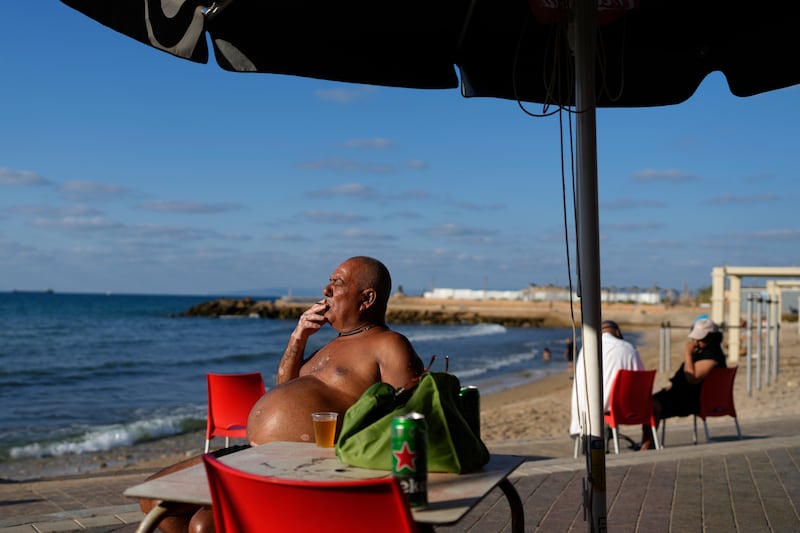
<box><xmin>696</xmin><ymin>286</ymin><xmax>713</xmax><ymax>304</ymax></box>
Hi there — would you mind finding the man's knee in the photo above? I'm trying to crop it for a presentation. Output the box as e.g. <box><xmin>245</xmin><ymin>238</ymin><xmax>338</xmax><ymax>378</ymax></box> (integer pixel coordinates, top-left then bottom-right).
<box><xmin>188</xmin><ymin>507</ymin><xmax>215</xmax><ymax>533</ymax></box>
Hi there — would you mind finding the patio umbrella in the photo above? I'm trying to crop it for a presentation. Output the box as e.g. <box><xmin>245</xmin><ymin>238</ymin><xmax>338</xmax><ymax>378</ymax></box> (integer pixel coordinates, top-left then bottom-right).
<box><xmin>59</xmin><ymin>0</ymin><xmax>800</xmax><ymax>105</ymax></box>
<box><xmin>58</xmin><ymin>1</ymin><xmax>800</xmax><ymax>530</ymax></box>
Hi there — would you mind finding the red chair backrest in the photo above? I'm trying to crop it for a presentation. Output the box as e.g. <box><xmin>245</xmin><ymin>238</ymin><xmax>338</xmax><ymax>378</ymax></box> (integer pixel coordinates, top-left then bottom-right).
<box><xmin>604</xmin><ymin>369</ymin><xmax>657</xmax><ymax>428</ymax></box>
<box><xmin>697</xmin><ymin>366</ymin><xmax>738</xmax><ymax>419</ymax></box>
<box><xmin>203</xmin><ymin>454</ymin><xmax>419</xmax><ymax>533</ymax></box>
<box><xmin>206</xmin><ymin>372</ymin><xmax>265</xmax><ymax>440</ymax></box>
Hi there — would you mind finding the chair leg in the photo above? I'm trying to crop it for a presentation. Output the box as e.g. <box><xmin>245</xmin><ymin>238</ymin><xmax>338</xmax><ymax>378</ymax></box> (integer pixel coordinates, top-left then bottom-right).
<box><xmin>225</xmin><ymin>437</ymin><xmax>230</xmax><ymax>448</ymax></box>
<box><xmin>574</xmin><ymin>436</ymin><xmax>580</xmax><ymax>458</ymax></box>
<box><xmin>734</xmin><ymin>417</ymin><xmax>742</xmax><ymax>439</ymax></box>
<box><xmin>703</xmin><ymin>419</ymin><xmax>711</xmax><ymax>442</ymax></box>
<box><xmin>205</xmin><ymin>439</ymin><xmax>211</xmax><ymax>453</ymax></box>
<box><xmin>611</xmin><ymin>427</ymin><xmax>620</xmax><ymax>454</ymax></box>
<box><xmin>661</xmin><ymin>420</ymin><xmax>666</xmax><ymax>447</ymax></box>
<box><xmin>650</xmin><ymin>425</ymin><xmax>661</xmax><ymax>450</ymax></box>
<box><xmin>692</xmin><ymin>416</ymin><xmax>698</xmax><ymax>445</ymax></box>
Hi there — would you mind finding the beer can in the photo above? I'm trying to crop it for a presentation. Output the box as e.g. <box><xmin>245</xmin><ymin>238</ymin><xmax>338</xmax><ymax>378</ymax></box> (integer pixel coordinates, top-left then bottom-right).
<box><xmin>391</xmin><ymin>412</ymin><xmax>428</xmax><ymax>508</ymax></box>
<box><xmin>459</xmin><ymin>385</ymin><xmax>481</xmax><ymax>439</ymax></box>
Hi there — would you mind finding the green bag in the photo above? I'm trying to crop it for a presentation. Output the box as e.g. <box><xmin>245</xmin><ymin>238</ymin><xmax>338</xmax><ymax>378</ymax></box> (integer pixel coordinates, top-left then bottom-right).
<box><xmin>335</xmin><ymin>372</ymin><xmax>490</xmax><ymax>473</ymax></box>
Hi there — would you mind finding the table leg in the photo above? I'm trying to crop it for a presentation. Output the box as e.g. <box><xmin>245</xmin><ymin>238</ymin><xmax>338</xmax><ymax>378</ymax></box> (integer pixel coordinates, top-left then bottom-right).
<box><xmin>499</xmin><ymin>478</ymin><xmax>524</xmax><ymax>533</ymax></box>
<box><xmin>135</xmin><ymin>503</ymin><xmax>171</xmax><ymax>533</ymax></box>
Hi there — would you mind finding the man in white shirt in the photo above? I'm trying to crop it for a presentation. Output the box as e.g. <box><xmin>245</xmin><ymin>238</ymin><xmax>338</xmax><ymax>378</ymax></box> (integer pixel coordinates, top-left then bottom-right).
<box><xmin>569</xmin><ymin>320</ymin><xmax>644</xmax><ymax>437</ymax></box>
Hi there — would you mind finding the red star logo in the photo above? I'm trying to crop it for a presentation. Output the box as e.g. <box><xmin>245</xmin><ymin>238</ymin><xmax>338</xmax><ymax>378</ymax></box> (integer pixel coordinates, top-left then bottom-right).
<box><xmin>393</xmin><ymin>441</ymin><xmax>418</xmax><ymax>473</ymax></box>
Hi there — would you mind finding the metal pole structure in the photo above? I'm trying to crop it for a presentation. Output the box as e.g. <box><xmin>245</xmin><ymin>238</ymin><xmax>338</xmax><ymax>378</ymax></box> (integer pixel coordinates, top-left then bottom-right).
<box><xmin>756</xmin><ymin>296</ymin><xmax>764</xmax><ymax>390</ymax></box>
<box><xmin>573</xmin><ymin>2</ymin><xmax>606</xmax><ymax>531</ymax></box>
<box><xmin>659</xmin><ymin>322</ymin><xmax>665</xmax><ymax>373</ymax></box>
<box><xmin>666</xmin><ymin>321</ymin><xmax>671</xmax><ymax>372</ymax></box>
<box><xmin>765</xmin><ymin>298</ymin><xmax>772</xmax><ymax>386</ymax></box>
<box><xmin>771</xmin><ymin>298</ymin><xmax>780</xmax><ymax>383</ymax></box>
<box><xmin>746</xmin><ymin>294</ymin><xmax>754</xmax><ymax>396</ymax></box>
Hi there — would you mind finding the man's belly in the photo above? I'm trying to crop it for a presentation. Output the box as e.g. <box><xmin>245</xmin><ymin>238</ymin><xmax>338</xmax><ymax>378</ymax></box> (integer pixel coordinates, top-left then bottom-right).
<box><xmin>246</xmin><ymin>375</ymin><xmax>359</xmax><ymax>445</ymax></box>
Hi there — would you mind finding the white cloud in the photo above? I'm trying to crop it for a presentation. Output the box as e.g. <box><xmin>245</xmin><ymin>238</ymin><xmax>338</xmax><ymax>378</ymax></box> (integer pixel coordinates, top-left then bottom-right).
<box><xmin>57</xmin><ymin>180</ymin><xmax>129</xmax><ymax>202</ymax></box>
<box><xmin>303</xmin><ymin>210</ymin><xmax>368</xmax><ymax>224</ymax></box>
<box><xmin>139</xmin><ymin>200</ymin><xmax>244</xmax><ymax>214</ymax></box>
<box><xmin>0</xmin><ymin>167</ymin><xmax>51</xmax><ymax>186</ymax></box>
<box><xmin>306</xmin><ymin>183</ymin><xmax>376</xmax><ymax>198</ymax></box>
<box><xmin>632</xmin><ymin>169</ymin><xmax>698</xmax><ymax>183</ymax></box>
<box><xmin>31</xmin><ymin>215</ymin><xmax>121</xmax><ymax>231</ymax></box>
<box><xmin>342</xmin><ymin>137</ymin><xmax>395</xmax><ymax>149</ymax></box>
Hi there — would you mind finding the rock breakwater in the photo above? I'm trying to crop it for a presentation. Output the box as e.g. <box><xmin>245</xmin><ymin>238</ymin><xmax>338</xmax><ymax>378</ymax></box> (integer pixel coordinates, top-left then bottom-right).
<box><xmin>178</xmin><ymin>296</ymin><xmax>707</xmax><ymax>330</ymax></box>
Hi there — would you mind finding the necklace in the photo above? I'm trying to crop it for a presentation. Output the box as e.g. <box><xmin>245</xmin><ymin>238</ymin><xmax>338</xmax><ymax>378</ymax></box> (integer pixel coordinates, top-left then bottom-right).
<box><xmin>338</xmin><ymin>324</ymin><xmax>382</xmax><ymax>337</ymax></box>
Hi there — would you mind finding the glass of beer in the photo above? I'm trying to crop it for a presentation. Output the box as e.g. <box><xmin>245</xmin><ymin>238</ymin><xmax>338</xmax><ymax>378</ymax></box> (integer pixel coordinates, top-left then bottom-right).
<box><xmin>311</xmin><ymin>412</ymin><xmax>338</xmax><ymax>448</ymax></box>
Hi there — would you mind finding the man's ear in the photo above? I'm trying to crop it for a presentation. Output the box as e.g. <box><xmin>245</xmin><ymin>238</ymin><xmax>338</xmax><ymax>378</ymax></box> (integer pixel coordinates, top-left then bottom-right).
<box><xmin>361</xmin><ymin>289</ymin><xmax>376</xmax><ymax>309</ymax></box>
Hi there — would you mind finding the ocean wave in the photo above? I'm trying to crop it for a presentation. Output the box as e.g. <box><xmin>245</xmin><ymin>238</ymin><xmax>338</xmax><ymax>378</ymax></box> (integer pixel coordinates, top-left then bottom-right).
<box><xmin>405</xmin><ymin>323</ymin><xmax>506</xmax><ymax>342</ymax></box>
<box><xmin>9</xmin><ymin>409</ymin><xmax>205</xmax><ymax>459</ymax></box>
<box><xmin>452</xmin><ymin>349</ymin><xmax>538</xmax><ymax>379</ymax></box>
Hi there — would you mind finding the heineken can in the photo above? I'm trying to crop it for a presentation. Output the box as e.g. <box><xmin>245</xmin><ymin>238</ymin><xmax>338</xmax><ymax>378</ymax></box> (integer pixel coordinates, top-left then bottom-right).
<box><xmin>459</xmin><ymin>385</ymin><xmax>481</xmax><ymax>439</ymax></box>
<box><xmin>391</xmin><ymin>412</ymin><xmax>428</xmax><ymax>508</ymax></box>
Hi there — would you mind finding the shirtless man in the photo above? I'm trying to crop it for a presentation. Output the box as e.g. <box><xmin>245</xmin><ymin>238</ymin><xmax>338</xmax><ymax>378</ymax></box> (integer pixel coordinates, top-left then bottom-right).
<box><xmin>247</xmin><ymin>255</ymin><xmax>424</xmax><ymax>444</ymax></box>
<box><xmin>142</xmin><ymin>256</ymin><xmax>423</xmax><ymax>532</ymax></box>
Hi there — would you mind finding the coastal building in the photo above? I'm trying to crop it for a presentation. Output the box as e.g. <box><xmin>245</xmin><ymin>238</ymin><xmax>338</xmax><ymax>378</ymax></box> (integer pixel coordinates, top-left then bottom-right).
<box><xmin>423</xmin><ymin>284</ymin><xmax>669</xmax><ymax>304</ymax></box>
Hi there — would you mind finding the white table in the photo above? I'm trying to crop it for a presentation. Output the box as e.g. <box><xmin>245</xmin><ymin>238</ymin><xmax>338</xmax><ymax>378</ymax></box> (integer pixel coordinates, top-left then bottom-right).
<box><xmin>125</xmin><ymin>442</ymin><xmax>524</xmax><ymax>532</ymax></box>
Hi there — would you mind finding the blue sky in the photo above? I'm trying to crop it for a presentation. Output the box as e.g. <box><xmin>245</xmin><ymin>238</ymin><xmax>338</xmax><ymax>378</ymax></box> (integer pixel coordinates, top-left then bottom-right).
<box><xmin>1</xmin><ymin>3</ymin><xmax>798</xmax><ymax>296</ymax></box>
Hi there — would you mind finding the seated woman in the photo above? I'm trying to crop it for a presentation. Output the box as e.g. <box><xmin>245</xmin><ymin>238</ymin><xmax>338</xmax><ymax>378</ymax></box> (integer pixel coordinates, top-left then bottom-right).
<box><xmin>641</xmin><ymin>318</ymin><xmax>726</xmax><ymax>449</ymax></box>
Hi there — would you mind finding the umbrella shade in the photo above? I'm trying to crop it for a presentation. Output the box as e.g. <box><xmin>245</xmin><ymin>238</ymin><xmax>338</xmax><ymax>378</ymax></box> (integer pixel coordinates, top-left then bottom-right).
<box><xmin>62</xmin><ymin>0</ymin><xmax>800</xmax><ymax>107</ymax></box>
<box><xmin>459</xmin><ymin>1</ymin><xmax>800</xmax><ymax>107</ymax></box>
<box><xmin>61</xmin><ymin>0</ymin><xmax>464</xmax><ymax>89</ymax></box>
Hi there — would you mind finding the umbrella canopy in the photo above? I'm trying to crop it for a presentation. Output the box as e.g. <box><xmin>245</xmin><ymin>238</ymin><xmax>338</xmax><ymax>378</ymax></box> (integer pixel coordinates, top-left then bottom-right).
<box><xmin>459</xmin><ymin>0</ymin><xmax>800</xmax><ymax>106</ymax></box>
<box><xmin>60</xmin><ymin>0</ymin><xmax>466</xmax><ymax>89</ymax></box>
<box><xmin>57</xmin><ymin>1</ymin><xmax>800</xmax><ymax>530</ymax></box>
<box><xmin>62</xmin><ymin>0</ymin><xmax>800</xmax><ymax>106</ymax></box>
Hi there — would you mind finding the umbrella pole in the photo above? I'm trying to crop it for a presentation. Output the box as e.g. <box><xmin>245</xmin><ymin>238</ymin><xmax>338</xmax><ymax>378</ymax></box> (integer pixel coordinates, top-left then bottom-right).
<box><xmin>574</xmin><ymin>1</ymin><xmax>607</xmax><ymax>531</ymax></box>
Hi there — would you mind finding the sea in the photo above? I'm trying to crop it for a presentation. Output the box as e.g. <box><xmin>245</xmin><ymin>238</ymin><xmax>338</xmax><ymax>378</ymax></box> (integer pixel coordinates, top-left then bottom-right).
<box><xmin>0</xmin><ymin>291</ymin><xmax>583</xmax><ymax>465</ymax></box>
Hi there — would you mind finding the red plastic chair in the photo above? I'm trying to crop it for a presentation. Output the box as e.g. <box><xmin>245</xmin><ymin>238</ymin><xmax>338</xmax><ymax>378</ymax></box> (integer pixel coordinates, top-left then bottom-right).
<box><xmin>693</xmin><ymin>366</ymin><xmax>742</xmax><ymax>444</ymax></box>
<box><xmin>205</xmin><ymin>372</ymin><xmax>265</xmax><ymax>453</ymax></box>
<box><xmin>202</xmin><ymin>453</ymin><xmax>419</xmax><ymax>533</ymax></box>
<box><xmin>604</xmin><ymin>369</ymin><xmax>660</xmax><ymax>453</ymax></box>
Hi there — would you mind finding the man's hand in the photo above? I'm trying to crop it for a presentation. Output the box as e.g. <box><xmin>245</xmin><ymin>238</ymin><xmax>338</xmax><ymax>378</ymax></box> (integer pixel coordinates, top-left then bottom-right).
<box><xmin>291</xmin><ymin>300</ymin><xmax>330</xmax><ymax>342</ymax></box>
<box><xmin>277</xmin><ymin>300</ymin><xmax>330</xmax><ymax>384</ymax></box>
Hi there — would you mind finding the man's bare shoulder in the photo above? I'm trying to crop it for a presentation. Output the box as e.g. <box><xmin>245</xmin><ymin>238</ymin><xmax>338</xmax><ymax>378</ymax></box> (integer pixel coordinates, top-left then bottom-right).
<box><xmin>372</xmin><ymin>328</ymin><xmax>417</xmax><ymax>353</ymax></box>
<box><xmin>374</xmin><ymin>330</ymin><xmax>424</xmax><ymax>374</ymax></box>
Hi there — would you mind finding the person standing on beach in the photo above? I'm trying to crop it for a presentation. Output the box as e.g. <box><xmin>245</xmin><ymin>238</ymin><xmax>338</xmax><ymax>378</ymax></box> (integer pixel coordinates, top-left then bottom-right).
<box><xmin>564</xmin><ymin>337</ymin><xmax>575</xmax><ymax>364</ymax></box>
<box><xmin>640</xmin><ymin>318</ymin><xmax>725</xmax><ymax>450</ymax></box>
<box><xmin>141</xmin><ymin>256</ymin><xmax>424</xmax><ymax>533</ymax></box>
<box><xmin>564</xmin><ymin>337</ymin><xmax>575</xmax><ymax>370</ymax></box>
<box><xmin>569</xmin><ymin>320</ymin><xmax>644</xmax><ymax>437</ymax></box>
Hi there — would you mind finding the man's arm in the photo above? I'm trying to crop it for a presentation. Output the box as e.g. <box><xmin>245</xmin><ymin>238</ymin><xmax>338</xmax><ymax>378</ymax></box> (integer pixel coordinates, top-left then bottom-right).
<box><xmin>276</xmin><ymin>336</ymin><xmax>307</xmax><ymax>385</ymax></box>
<box><xmin>276</xmin><ymin>302</ymin><xmax>328</xmax><ymax>385</ymax></box>
<box><xmin>376</xmin><ymin>333</ymin><xmax>424</xmax><ymax>390</ymax></box>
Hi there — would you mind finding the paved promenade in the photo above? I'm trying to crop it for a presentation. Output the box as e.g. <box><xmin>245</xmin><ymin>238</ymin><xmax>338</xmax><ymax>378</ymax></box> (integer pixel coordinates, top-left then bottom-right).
<box><xmin>1</xmin><ymin>415</ymin><xmax>798</xmax><ymax>532</ymax></box>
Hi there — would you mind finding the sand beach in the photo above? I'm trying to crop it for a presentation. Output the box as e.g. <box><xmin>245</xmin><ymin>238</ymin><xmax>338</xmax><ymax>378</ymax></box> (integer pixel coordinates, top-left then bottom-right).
<box><xmin>1</xmin><ymin>300</ymin><xmax>797</xmax><ymax>483</ymax></box>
